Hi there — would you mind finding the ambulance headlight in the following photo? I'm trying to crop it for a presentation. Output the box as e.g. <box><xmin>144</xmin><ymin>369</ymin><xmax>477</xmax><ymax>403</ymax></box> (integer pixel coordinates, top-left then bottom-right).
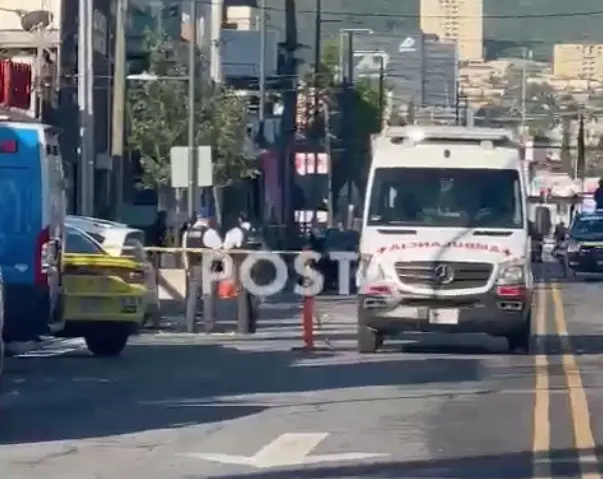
<box><xmin>496</xmin><ymin>260</ymin><xmax>525</xmax><ymax>285</ymax></box>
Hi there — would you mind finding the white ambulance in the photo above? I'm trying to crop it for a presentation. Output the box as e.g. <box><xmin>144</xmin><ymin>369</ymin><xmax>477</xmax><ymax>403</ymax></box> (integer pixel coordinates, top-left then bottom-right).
<box><xmin>357</xmin><ymin>126</ymin><xmax>533</xmax><ymax>354</ymax></box>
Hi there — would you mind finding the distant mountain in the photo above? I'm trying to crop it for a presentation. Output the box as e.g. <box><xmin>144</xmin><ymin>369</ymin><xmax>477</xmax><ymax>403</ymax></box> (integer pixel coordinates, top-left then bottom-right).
<box><xmin>264</xmin><ymin>0</ymin><xmax>603</xmax><ymax>63</ymax></box>
<box><xmin>483</xmin><ymin>0</ymin><xmax>603</xmax><ymax>61</ymax></box>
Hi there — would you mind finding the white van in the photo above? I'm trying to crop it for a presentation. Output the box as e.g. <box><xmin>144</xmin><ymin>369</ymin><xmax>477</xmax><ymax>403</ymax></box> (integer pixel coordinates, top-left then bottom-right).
<box><xmin>357</xmin><ymin>126</ymin><xmax>533</xmax><ymax>354</ymax></box>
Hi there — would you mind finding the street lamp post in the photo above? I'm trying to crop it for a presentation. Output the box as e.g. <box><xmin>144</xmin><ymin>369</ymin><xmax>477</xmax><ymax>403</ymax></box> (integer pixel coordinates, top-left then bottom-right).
<box><xmin>338</xmin><ymin>28</ymin><xmax>373</xmax><ymax>82</ymax></box>
<box><xmin>187</xmin><ymin>0</ymin><xmax>198</xmax><ymax>219</ymax></box>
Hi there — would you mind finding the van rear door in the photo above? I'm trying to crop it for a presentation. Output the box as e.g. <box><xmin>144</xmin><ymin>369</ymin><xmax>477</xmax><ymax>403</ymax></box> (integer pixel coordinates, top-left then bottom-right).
<box><xmin>0</xmin><ymin>127</ymin><xmax>40</xmax><ymax>285</ymax></box>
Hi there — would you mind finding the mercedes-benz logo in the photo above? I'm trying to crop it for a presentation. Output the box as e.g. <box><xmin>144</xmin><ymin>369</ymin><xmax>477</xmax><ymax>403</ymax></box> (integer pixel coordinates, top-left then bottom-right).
<box><xmin>434</xmin><ymin>264</ymin><xmax>454</xmax><ymax>285</ymax></box>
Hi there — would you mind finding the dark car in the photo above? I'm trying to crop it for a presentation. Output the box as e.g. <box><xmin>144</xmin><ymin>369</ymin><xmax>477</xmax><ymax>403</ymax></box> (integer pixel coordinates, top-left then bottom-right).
<box><xmin>564</xmin><ymin>212</ymin><xmax>603</xmax><ymax>275</ymax></box>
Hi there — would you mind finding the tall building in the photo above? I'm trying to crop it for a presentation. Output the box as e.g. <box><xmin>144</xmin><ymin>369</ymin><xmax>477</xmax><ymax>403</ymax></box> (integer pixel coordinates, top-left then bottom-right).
<box><xmin>353</xmin><ymin>32</ymin><xmax>458</xmax><ymax>108</ymax></box>
<box><xmin>420</xmin><ymin>0</ymin><xmax>482</xmax><ymax>62</ymax></box>
<box><xmin>553</xmin><ymin>44</ymin><xmax>603</xmax><ymax>79</ymax></box>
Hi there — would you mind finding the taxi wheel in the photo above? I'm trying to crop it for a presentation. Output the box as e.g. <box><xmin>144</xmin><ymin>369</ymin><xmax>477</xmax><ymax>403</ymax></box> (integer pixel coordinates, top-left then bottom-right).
<box><xmin>0</xmin><ymin>339</ymin><xmax>4</xmax><ymax>387</ymax></box>
<box><xmin>84</xmin><ymin>328</ymin><xmax>129</xmax><ymax>357</ymax></box>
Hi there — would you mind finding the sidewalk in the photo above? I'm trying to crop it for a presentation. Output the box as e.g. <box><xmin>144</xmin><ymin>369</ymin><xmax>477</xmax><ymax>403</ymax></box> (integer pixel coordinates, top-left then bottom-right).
<box><xmin>149</xmin><ymin>294</ymin><xmax>357</xmax><ymax>345</ymax></box>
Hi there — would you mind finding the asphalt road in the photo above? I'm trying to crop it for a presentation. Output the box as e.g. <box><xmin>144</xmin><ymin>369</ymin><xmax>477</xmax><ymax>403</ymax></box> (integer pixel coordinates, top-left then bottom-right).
<box><xmin>1</xmin><ymin>263</ymin><xmax>603</xmax><ymax>478</ymax></box>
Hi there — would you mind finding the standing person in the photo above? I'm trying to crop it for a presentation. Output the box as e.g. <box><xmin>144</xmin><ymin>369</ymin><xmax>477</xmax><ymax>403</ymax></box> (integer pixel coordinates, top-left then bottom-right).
<box><xmin>595</xmin><ymin>178</ymin><xmax>603</xmax><ymax>210</ymax></box>
<box><xmin>182</xmin><ymin>212</ymin><xmax>223</xmax><ymax>331</ymax></box>
<box><xmin>569</xmin><ymin>194</ymin><xmax>581</xmax><ymax>222</ymax></box>
<box><xmin>147</xmin><ymin>210</ymin><xmax>168</xmax><ymax>269</ymax></box>
<box><xmin>553</xmin><ymin>221</ymin><xmax>568</xmax><ymax>257</ymax></box>
<box><xmin>151</xmin><ymin>211</ymin><xmax>168</xmax><ymax>247</ymax></box>
<box><xmin>179</xmin><ymin>211</ymin><xmax>196</xmax><ymax>246</ymax></box>
<box><xmin>223</xmin><ymin>213</ymin><xmax>259</xmax><ymax>333</ymax></box>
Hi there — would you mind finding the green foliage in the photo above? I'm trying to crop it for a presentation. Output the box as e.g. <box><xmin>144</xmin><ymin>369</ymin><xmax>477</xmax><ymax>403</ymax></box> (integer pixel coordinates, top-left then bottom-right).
<box><xmin>126</xmin><ymin>30</ymin><xmax>258</xmax><ymax>189</ymax></box>
<box><xmin>315</xmin><ymin>40</ymin><xmax>383</xmax><ymax>195</ymax></box>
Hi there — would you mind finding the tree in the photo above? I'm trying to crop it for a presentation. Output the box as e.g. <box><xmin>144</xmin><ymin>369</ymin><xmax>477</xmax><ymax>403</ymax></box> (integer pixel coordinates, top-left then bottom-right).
<box><xmin>310</xmin><ymin>40</ymin><xmax>383</xmax><ymax>198</ymax></box>
<box><xmin>126</xmin><ymin>30</ymin><xmax>257</xmax><ymax>192</ymax></box>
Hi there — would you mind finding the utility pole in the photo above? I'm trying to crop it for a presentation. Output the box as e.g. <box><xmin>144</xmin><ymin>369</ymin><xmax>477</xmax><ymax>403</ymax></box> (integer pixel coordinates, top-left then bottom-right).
<box><xmin>187</xmin><ymin>0</ymin><xmax>198</xmax><ymax>218</ymax></box>
<box><xmin>520</xmin><ymin>47</ymin><xmax>527</xmax><ymax>127</ymax></box>
<box><xmin>338</xmin><ymin>30</ymin><xmax>344</xmax><ymax>83</ymax></box>
<box><xmin>311</xmin><ymin>0</ymin><xmax>321</xmax><ymax>223</ymax></box>
<box><xmin>78</xmin><ymin>0</ymin><xmax>95</xmax><ymax>215</ymax></box>
<box><xmin>210</xmin><ymin>0</ymin><xmax>222</xmax><ymax>83</ymax></box>
<box><xmin>324</xmin><ymin>102</ymin><xmax>333</xmax><ymax>227</ymax></box>
<box><xmin>33</xmin><ymin>25</ymin><xmax>45</xmax><ymax>120</ymax></box>
<box><xmin>111</xmin><ymin>0</ymin><xmax>127</xmax><ymax>220</ymax></box>
<box><xmin>345</xmin><ymin>31</ymin><xmax>354</xmax><ymax>206</ymax></box>
<box><xmin>258</xmin><ymin>0</ymin><xmax>266</xmax><ymax>121</ymax></box>
<box><xmin>378</xmin><ymin>56</ymin><xmax>384</xmax><ymax>126</ymax></box>
<box><xmin>576</xmin><ymin>111</ymin><xmax>586</xmax><ymax>189</ymax></box>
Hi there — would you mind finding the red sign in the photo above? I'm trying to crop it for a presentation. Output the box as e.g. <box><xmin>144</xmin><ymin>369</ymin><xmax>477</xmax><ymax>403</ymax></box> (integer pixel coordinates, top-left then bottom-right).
<box><xmin>295</xmin><ymin>152</ymin><xmax>328</xmax><ymax>175</ymax></box>
<box><xmin>376</xmin><ymin>241</ymin><xmax>512</xmax><ymax>257</ymax></box>
<box><xmin>0</xmin><ymin>60</ymin><xmax>32</xmax><ymax>110</ymax></box>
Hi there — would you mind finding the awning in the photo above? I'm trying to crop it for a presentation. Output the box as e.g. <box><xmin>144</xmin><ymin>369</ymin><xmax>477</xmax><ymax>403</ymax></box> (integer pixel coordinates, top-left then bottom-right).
<box><xmin>0</xmin><ymin>29</ymin><xmax>60</xmax><ymax>49</ymax></box>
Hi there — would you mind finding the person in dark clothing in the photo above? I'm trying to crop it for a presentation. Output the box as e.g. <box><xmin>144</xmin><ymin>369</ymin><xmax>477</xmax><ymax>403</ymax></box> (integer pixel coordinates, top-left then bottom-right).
<box><xmin>150</xmin><ymin>211</ymin><xmax>168</xmax><ymax>247</ymax></box>
<box><xmin>147</xmin><ymin>211</ymin><xmax>167</xmax><ymax>268</ymax></box>
<box><xmin>179</xmin><ymin>212</ymin><xmax>197</xmax><ymax>246</ymax></box>
<box><xmin>554</xmin><ymin>221</ymin><xmax>567</xmax><ymax>243</ymax></box>
<box><xmin>595</xmin><ymin>179</ymin><xmax>603</xmax><ymax>209</ymax></box>
<box><xmin>552</xmin><ymin>221</ymin><xmax>568</xmax><ymax>258</ymax></box>
<box><xmin>569</xmin><ymin>194</ymin><xmax>580</xmax><ymax>221</ymax></box>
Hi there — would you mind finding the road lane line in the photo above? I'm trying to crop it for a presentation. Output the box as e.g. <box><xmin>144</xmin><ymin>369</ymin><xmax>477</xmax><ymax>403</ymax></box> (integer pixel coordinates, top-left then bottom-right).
<box><xmin>551</xmin><ymin>283</ymin><xmax>602</xmax><ymax>479</ymax></box>
<box><xmin>533</xmin><ymin>285</ymin><xmax>551</xmax><ymax>479</ymax></box>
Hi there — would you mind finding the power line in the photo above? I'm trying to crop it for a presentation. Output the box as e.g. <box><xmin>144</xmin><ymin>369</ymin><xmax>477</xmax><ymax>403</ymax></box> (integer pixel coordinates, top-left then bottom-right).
<box><xmin>144</xmin><ymin>0</ymin><xmax>603</xmax><ymax>21</ymax></box>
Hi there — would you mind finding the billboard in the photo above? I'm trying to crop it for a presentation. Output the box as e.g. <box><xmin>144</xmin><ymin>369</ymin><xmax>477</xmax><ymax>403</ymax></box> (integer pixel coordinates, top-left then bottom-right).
<box><xmin>220</xmin><ymin>30</ymin><xmax>279</xmax><ymax>78</ymax></box>
<box><xmin>352</xmin><ymin>32</ymin><xmax>458</xmax><ymax>108</ymax></box>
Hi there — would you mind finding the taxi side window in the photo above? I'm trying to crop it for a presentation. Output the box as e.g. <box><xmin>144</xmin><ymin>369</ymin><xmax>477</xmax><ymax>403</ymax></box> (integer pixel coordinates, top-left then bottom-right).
<box><xmin>66</xmin><ymin>230</ymin><xmax>103</xmax><ymax>254</ymax></box>
<box><xmin>123</xmin><ymin>232</ymin><xmax>146</xmax><ymax>262</ymax></box>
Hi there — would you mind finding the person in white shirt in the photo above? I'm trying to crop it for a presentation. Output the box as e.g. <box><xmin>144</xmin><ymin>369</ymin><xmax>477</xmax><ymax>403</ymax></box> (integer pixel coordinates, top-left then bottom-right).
<box><xmin>182</xmin><ymin>213</ymin><xmax>223</xmax><ymax>330</ymax></box>
<box><xmin>223</xmin><ymin>213</ymin><xmax>252</xmax><ymax>249</ymax></box>
<box><xmin>193</xmin><ymin>216</ymin><xmax>223</xmax><ymax>249</ymax></box>
<box><xmin>222</xmin><ymin>213</ymin><xmax>258</xmax><ymax>332</ymax></box>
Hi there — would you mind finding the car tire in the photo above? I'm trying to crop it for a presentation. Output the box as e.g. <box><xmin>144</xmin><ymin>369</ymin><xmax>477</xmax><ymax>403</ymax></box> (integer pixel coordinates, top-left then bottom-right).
<box><xmin>357</xmin><ymin>323</ymin><xmax>383</xmax><ymax>353</ymax></box>
<box><xmin>506</xmin><ymin>313</ymin><xmax>532</xmax><ymax>355</ymax></box>
<box><xmin>85</xmin><ymin>328</ymin><xmax>130</xmax><ymax>357</ymax></box>
<box><xmin>0</xmin><ymin>338</ymin><xmax>4</xmax><ymax>389</ymax></box>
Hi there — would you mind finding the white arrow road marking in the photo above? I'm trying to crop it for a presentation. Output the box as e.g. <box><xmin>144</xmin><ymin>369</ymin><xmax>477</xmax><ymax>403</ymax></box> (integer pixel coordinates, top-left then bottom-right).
<box><xmin>179</xmin><ymin>432</ymin><xmax>388</xmax><ymax>468</ymax></box>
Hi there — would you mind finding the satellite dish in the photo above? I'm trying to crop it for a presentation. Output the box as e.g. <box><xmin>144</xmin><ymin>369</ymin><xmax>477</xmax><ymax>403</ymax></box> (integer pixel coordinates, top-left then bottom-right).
<box><xmin>21</xmin><ymin>10</ymin><xmax>53</xmax><ymax>32</ymax></box>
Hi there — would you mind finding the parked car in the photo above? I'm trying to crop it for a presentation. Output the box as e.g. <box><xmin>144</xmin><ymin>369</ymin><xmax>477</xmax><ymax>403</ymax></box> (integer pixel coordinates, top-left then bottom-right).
<box><xmin>54</xmin><ymin>226</ymin><xmax>147</xmax><ymax>356</ymax></box>
<box><xmin>65</xmin><ymin>216</ymin><xmax>160</xmax><ymax>326</ymax></box>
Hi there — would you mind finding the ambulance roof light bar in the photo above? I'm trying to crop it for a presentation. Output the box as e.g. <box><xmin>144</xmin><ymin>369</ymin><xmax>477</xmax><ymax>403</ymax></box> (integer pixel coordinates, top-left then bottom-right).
<box><xmin>385</xmin><ymin>126</ymin><xmax>515</xmax><ymax>147</ymax></box>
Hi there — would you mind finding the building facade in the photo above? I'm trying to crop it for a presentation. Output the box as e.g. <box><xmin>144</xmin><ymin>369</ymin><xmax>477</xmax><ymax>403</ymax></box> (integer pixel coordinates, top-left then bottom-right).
<box><xmin>553</xmin><ymin>43</ymin><xmax>603</xmax><ymax>80</ymax></box>
<box><xmin>0</xmin><ymin>0</ymin><xmax>115</xmax><ymax>214</ymax></box>
<box><xmin>353</xmin><ymin>32</ymin><xmax>459</xmax><ymax>108</ymax></box>
<box><xmin>420</xmin><ymin>0</ymin><xmax>482</xmax><ymax>62</ymax></box>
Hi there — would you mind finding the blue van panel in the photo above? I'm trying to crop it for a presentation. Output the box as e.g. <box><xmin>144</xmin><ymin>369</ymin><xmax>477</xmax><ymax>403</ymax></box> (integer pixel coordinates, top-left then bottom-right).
<box><xmin>0</xmin><ymin>125</ymin><xmax>46</xmax><ymax>341</ymax></box>
<box><xmin>0</xmin><ymin>126</ymin><xmax>41</xmax><ymax>285</ymax></box>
